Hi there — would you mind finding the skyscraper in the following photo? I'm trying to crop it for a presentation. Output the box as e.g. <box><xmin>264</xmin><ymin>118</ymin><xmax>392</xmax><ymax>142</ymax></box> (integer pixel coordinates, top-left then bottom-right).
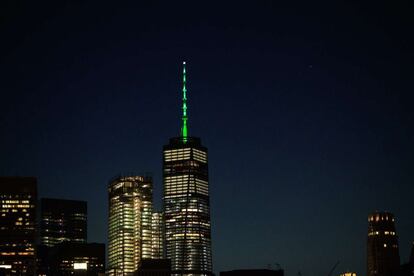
<box><xmin>163</xmin><ymin>62</ymin><xmax>213</xmax><ymax>275</ymax></box>
<box><xmin>0</xmin><ymin>177</ymin><xmax>37</xmax><ymax>275</ymax></box>
<box><xmin>107</xmin><ymin>175</ymin><xmax>152</xmax><ymax>275</ymax></box>
<box><xmin>367</xmin><ymin>211</ymin><xmax>400</xmax><ymax>276</ymax></box>
<box><xmin>140</xmin><ymin>178</ymin><xmax>154</xmax><ymax>260</ymax></box>
<box><xmin>40</xmin><ymin>198</ymin><xmax>87</xmax><ymax>247</ymax></box>
<box><xmin>151</xmin><ymin>211</ymin><xmax>164</xmax><ymax>259</ymax></box>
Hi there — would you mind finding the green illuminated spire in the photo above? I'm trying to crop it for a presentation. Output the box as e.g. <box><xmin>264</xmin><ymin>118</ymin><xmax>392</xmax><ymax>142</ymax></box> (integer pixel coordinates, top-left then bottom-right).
<box><xmin>180</xmin><ymin>61</ymin><xmax>188</xmax><ymax>143</ymax></box>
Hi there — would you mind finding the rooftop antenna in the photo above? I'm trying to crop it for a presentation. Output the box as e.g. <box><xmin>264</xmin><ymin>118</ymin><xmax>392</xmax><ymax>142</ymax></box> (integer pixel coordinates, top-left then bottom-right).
<box><xmin>180</xmin><ymin>61</ymin><xmax>188</xmax><ymax>143</ymax></box>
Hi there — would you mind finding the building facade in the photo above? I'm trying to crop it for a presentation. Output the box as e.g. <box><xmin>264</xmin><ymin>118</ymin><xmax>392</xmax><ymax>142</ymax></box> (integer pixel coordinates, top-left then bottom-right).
<box><xmin>40</xmin><ymin>198</ymin><xmax>87</xmax><ymax>247</ymax></box>
<box><xmin>107</xmin><ymin>175</ymin><xmax>152</xmax><ymax>275</ymax></box>
<box><xmin>48</xmin><ymin>242</ymin><xmax>105</xmax><ymax>275</ymax></box>
<box><xmin>340</xmin><ymin>273</ymin><xmax>357</xmax><ymax>276</ymax></box>
<box><xmin>163</xmin><ymin>62</ymin><xmax>213</xmax><ymax>275</ymax></box>
<box><xmin>140</xmin><ymin>178</ymin><xmax>153</xmax><ymax>260</ymax></box>
<box><xmin>0</xmin><ymin>177</ymin><xmax>37</xmax><ymax>275</ymax></box>
<box><xmin>136</xmin><ymin>259</ymin><xmax>171</xmax><ymax>276</ymax></box>
<box><xmin>151</xmin><ymin>212</ymin><xmax>164</xmax><ymax>259</ymax></box>
<box><xmin>367</xmin><ymin>211</ymin><xmax>400</xmax><ymax>276</ymax></box>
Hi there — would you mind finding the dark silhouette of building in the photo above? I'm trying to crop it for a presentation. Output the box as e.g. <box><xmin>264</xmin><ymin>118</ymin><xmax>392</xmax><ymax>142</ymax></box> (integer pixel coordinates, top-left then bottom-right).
<box><xmin>46</xmin><ymin>242</ymin><xmax>105</xmax><ymax>275</ymax></box>
<box><xmin>411</xmin><ymin>243</ymin><xmax>414</xmax><ymax>264</ymax></box>
<box><xmin>367</xmin><ymin>212</ymin><xmax>400</xmax><ymax>276</ymax></box>
<box><xmin>37</xmin><ymin>242</ymin><xmax>105</xmax><ymax>276</ymax></box>
<box><xmin>40</xmin><ymin>198</ymin><xmax>87</xmax><ymax>247</ymax></box>
<box><xmin>220</xmin><ymin>269</ymin><xmax>284</xmax><ymax>276</ymax></box>
<box><xmin>0</xmin><ymin>177</ymin><xmax>37</xmax><ymax>275</ymax></box>
<box><xmin>163</xmin><ymin>62</ymin><xmax>213</xmax><ymax>275</ymax></box>
<box><xmin>107</xmin><ymin>175</ymin><xmax>153</xmax><ymax>275</ymax></box>
<box><xmin>398</xmin><ymin>242</ymin><xmax>414</xmax><ymax>276</ymax></box>
<box><xmin>36</xmin><ymin>244</ymin><xmax>51</xmax><ymax>275</ymax></box>
<box><xmin>136</xmin><ymin>259</ymin><xmax>171</xmax><ymax>276</ymax></box>
<box><xmin>400</xmin><ymin>263</ymin><xmax>414</xmax><ymax>276</ymax></box>
<box><xmin>37</xmin><ymin>198</ymin><xmax>88</xmax><ymax>275</ymax></box>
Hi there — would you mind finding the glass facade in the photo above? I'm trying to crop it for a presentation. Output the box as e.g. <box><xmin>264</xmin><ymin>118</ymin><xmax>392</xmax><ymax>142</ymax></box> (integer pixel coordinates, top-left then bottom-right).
<box><xmin>140</xmin><ymin>178</ymin><xmax>153</xmax><ymax>260</ymax></box>
<box><xmin>163</xmin><ymin>137</ymin><xmax>213</xmax><ymax>276</ymax></box>
<box><xmin>107</xmin><ymin>175</ymin><xmax>153</xmax><ymax>275</ymax></box>
<box><xmin>0</xmin><ymin>177</ymin><xmax>37</xmax><ymax>275</ymax></box>
<box><xmin>40</xmin><ymin>198</ymin><xmax>87</xmax><ymax>247</ymax></box>
<box><xmin>151</xmin><ymin>212</ymin><xmax>164</xmax><ymax>259</ymax></box>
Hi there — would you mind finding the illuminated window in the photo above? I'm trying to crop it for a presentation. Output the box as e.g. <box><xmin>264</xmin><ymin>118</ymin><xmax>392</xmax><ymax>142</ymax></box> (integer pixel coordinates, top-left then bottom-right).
<box><xmin>73</xmin><ymin>262</ymin><xmax>87</xmax><ymax>270</ymax></box>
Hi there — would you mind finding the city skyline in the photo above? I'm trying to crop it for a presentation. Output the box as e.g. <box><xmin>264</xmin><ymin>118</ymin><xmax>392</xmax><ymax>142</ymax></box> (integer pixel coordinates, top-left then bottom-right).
<box><xmin>1</xmin><ymin>2</ymin><xmax>414</xmax><ymax>276</ymax></box>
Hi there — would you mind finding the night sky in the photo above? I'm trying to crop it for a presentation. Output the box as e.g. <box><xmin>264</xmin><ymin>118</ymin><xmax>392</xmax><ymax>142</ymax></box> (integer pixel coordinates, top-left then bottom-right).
<box><xmin>1</xmin><ymin>1</ymin><xmax>413</xmax><ymax>275</ymax></box>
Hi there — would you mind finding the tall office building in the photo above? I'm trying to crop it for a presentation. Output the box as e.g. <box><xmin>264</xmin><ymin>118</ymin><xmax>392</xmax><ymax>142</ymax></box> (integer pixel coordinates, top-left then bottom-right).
<box><xmin>140</xmin><ymin>178</ymin><xmax>153</xmax><ymax>260</ymax></box>
<box><xmin>163</xmin><ymin>62</ymin><xmax>213</xmax><ymax>275</ymax></box>
<box><xmin>367</xmin><ymin>211</ymin><xmax>400</xmax><ymax>276</ymax></box>
<box><xmin>107</xmin><ymin>175</ymin><xmax>152</xmax><ymax>275</ymax></box>
<box><xmin>151</xmin><ymin>212</ymin><xmax>164</xmax><ymax>259</ymax></box>
<box><xmin>0</xmin><ymin>177</ymin><xmax>37</xmax><ymax>275</ymax></box>
<box><xmin>40</xmin><ymin>198</ymin><xmax>87</xmax><ymax>247</ymax></box>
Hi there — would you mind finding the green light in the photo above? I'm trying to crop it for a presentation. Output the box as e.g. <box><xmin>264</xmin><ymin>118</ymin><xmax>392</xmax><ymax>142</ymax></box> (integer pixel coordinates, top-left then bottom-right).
<box><xmin>180</xmin><ymin>61</ymin><xmax>188</xmax><ymax>143</ymax></box>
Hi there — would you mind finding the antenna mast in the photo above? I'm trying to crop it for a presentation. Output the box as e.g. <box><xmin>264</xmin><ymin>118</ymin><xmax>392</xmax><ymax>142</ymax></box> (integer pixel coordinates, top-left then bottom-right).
<box><xmin>180</xmin><ymin>61</ymin><xmax>188</xmax><ymax>143</ymax></box>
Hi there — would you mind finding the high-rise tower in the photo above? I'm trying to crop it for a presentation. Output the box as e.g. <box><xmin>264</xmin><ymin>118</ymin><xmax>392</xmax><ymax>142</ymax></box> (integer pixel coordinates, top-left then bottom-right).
<box><xmin>163</xmin><ymin>62</ymin><xmax>213</xmax><ymax>275</ymax></box>
<box><xmin>151</xmin><ymin>211</ymin><xmax>164</xmax><ymax>259</ymax></box>
<box><xmin>140</xmin><ymin>178</ymin><xmax>154</xmax><ymax>260</ymax></box>
<box><xmin>0</xmin><ymin>177</ymin><xmax>37</xmax><ymax>275</ymax></box>
<box><xmin>107</xmin><ymin>175</ymin><xmax>153</xmax><ymax>275</ymax></box>
<box><xmin>367</xmin><ymin>211</ymin><xmax>400</xmax><ymax>276</ymax></box>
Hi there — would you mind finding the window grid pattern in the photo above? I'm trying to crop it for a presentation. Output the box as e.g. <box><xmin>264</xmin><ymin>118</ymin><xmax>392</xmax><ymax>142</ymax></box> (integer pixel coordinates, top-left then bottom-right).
<box><xmin>40</xmin><ymin>199</ymin><xmax>87</xmax><ymax>248</ymax></box>
<box><xmin>163</xmin><ymin>139</ymin><xmax>213</xmax><ymax>276</ymax></box>
<box><xmin>139</xmin><ymin>180</ymin><xmax>153</xmax><ymax>260</ymax></box>
<box><xmin>108</xmin><ymin>177</ymin><xmax>143</xmax><ymax>275</ymax></box>
<box><xmin>0</xmin><ymin>178</ymin><xmax>37</xmax><ymax>275</ymax></box>
<box><xmin>151</xmin><ymin>212</ymin><xmax>164</xmax><ymax>259</ymax></box>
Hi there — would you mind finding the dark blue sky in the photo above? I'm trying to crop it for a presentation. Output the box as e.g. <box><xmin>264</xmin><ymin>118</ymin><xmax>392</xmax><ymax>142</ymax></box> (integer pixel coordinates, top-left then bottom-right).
<box><xmin>1</xmin><ymin>1</ymin><xmax>413</xmax><ymax>275</ymax></box>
